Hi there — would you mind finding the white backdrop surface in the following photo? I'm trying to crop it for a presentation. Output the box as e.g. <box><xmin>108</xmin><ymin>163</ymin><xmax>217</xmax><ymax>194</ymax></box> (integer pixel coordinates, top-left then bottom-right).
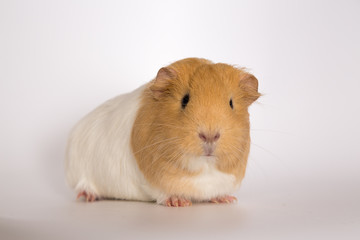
<box><xmin>1</xmin><ymin>0</ymin><xmax>359</xmax><ymax>239</ymax></box>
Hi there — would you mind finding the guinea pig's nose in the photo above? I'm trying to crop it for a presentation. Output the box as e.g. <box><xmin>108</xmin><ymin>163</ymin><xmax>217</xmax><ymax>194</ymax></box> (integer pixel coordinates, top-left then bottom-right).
<box><xmin>199</xmin><ymin>132</ymin><xmax>220</xmax><ymax>143</ymax></box>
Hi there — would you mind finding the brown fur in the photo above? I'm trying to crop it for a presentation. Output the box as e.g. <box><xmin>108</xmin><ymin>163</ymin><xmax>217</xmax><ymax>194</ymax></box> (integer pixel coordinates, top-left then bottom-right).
<box><xmin>131</xmin><ymin>58</ymin><xmax>260</xmax><ymax>199</ymax></box>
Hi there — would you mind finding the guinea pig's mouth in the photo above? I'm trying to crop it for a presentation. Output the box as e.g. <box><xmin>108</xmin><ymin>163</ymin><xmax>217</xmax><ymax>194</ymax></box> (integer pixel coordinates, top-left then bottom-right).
<box><xmin>203</xmin><ymin>153</ymin><xmax>215</xmax><ymax>157</ymax></box>
<box><xmin>202</xmin><ymin>143</ymin><xmax>216</xmax><ymax>157</ymax></box>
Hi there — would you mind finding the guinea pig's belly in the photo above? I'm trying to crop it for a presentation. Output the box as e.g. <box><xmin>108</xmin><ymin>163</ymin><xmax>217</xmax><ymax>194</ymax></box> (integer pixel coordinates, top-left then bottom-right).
<box><xmin>180</xmin><ymin>157</ymin><xmax>239</xmax><ymax>200</ymax></box>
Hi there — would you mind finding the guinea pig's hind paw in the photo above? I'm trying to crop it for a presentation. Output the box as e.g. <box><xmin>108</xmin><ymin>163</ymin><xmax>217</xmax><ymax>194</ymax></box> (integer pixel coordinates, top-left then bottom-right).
<box><xmin>164</xmin><ymin>196</ymin><xmax>192</xmax><ymax>207</ymax></box>
<box><xmin>76</xmin><ymin>191</ymin><xmax>100</xmax><ymax>202</ymax></box>
<box><xmin>209</xmin><ymin>195</ymin><xmax>237</xmax><ymax>204</ymax></box>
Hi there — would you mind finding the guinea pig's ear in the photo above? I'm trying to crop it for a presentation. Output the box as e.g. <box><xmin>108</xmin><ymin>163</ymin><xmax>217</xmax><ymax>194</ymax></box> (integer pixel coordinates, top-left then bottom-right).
<box><xmin>239</xmin><ymin>72</ymin><xmax>261</xmax><ymax>105</ymax></box>
<box><xmin>150</xmin><ymin>67</ymin><xmax>177</xmax><ymax>99</ymax></box>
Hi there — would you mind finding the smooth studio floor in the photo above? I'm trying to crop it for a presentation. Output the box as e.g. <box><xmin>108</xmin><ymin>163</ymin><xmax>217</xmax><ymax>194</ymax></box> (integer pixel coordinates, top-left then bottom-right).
<box><xmin>1</xmin><ymin>164</ymin><xmax>359</xmax><ymax>240</ymax></box>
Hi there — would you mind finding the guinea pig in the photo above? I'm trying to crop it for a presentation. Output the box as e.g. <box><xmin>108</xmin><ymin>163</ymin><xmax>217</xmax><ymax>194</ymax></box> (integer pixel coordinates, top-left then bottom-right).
<box><xmin>65</xmin><ymin>58</ymin><xmax>260</xmax><ymax>207</ymax></box>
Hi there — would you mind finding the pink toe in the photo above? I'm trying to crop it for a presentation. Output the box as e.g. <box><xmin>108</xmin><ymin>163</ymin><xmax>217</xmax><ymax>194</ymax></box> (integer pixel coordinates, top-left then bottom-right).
<box><xmin>76</xmin><ymin>191</ymin><xmax>99</xmax><ymax>202</ymax></box>
<box><xmin>163</xmin><ymin>197</ymin><xmax>192</xmax><ymax>207</ymax></box>
<box><xmin>209</xmin><ymin>195</ymin><xmax>237</xmax><ymax>204</ymax></box>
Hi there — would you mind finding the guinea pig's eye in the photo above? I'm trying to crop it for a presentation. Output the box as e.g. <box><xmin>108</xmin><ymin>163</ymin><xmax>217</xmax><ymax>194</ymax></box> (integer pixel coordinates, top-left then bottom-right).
<box><xmin>229</xmin><ymin>98</ymin><xmax>234</xmax><ymax>109</ymax></box>
<box><xmin>181</xmin><ymin>94</ymin><xmax>190</xmax><ymax>109</ymax></box>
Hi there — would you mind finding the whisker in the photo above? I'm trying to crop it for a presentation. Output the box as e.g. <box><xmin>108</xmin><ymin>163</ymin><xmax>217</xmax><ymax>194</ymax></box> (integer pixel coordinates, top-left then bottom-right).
<box><xmin>250</xmin><ymin>128</ymin><xmax>293</xmax><ymax>135</ymax></box>
<box><xmin>146</xmin><ymin>137</ymin><xmax>185</xmax><ymax>169</ymax></box>
<box><xmin>133</xmin><ymin>123</ymin><xmax>192</xmax><ymax>131</ymax></box>
<box><xmin>223</xmin><ymin>127</ymin><xmax>292</xmax><ymax>136</ymax></box>
<box><xmin>224</xmin><ymin>144</ymin><xmax>247</xmax><ymax>167</ymax></box>
<box><xmin>133</xmin><ymin>137</ymin><xmax>180</xmax><ymax>154</ymax></box>
<box><xmin>250</xmin><ymin>142</ymin><xmax>283</xmax><ymax>162</ymax></box>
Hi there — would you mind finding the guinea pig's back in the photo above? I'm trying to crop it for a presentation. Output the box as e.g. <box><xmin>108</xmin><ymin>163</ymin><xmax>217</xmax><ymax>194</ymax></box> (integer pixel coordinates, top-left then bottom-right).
<box><xmin>65</xmin><ymin>84</ymin><xmax>153</xmax><ymax>201</ymax></box>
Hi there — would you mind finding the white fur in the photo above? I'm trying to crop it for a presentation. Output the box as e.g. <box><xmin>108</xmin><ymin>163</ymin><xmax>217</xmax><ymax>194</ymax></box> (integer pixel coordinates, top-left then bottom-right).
<box><xmin>181</xmin><ymin>156</ymin><xmax>239</xmax><ymax>201</ymax></box>
<box><xmin>65</xmin><ymin>84</ymin><xmax>154</xmax><ymax>201</ymax></box>
<box><xmin>66</xmin><ymin>85</ymin><xmax>239</xmax><ymax>203</ymax></box>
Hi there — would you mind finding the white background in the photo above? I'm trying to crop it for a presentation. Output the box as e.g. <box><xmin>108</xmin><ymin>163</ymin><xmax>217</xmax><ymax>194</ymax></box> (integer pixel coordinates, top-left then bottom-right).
<box><xmin>1</xmin><ymin>0</ymin><xmax>359</xmax><ymax>239</ymax></box>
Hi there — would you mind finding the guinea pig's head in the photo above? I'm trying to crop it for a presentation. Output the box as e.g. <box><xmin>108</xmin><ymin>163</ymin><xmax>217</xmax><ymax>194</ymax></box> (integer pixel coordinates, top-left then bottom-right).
<box><xmin>134</xmin><ymin>58</ymin><xmax>260</xmax><ymax>179</ymax></box>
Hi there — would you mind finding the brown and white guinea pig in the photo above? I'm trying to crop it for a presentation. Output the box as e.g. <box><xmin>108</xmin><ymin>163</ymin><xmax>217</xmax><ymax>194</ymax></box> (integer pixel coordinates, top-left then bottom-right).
<box><xmin>65</xmin><ymin>58</ymin><xmax>260</xmax><ymax>207</ymax></box>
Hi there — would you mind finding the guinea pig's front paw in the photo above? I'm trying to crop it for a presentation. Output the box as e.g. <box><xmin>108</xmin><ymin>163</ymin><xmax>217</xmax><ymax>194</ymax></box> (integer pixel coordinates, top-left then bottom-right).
<box><xmin>76</xmin><ymin>191</ymin><xmax>100</xmax><ymax>202</ymax></box>
<box><xmin>209</xmin><ymin>195</ymin><xmax>237</xmax><ymax>204</ymax></box>
<box><xmin>163</xmin><ymin>196</ymin><xmax>192</xmax><ymax>207</ymax></box>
